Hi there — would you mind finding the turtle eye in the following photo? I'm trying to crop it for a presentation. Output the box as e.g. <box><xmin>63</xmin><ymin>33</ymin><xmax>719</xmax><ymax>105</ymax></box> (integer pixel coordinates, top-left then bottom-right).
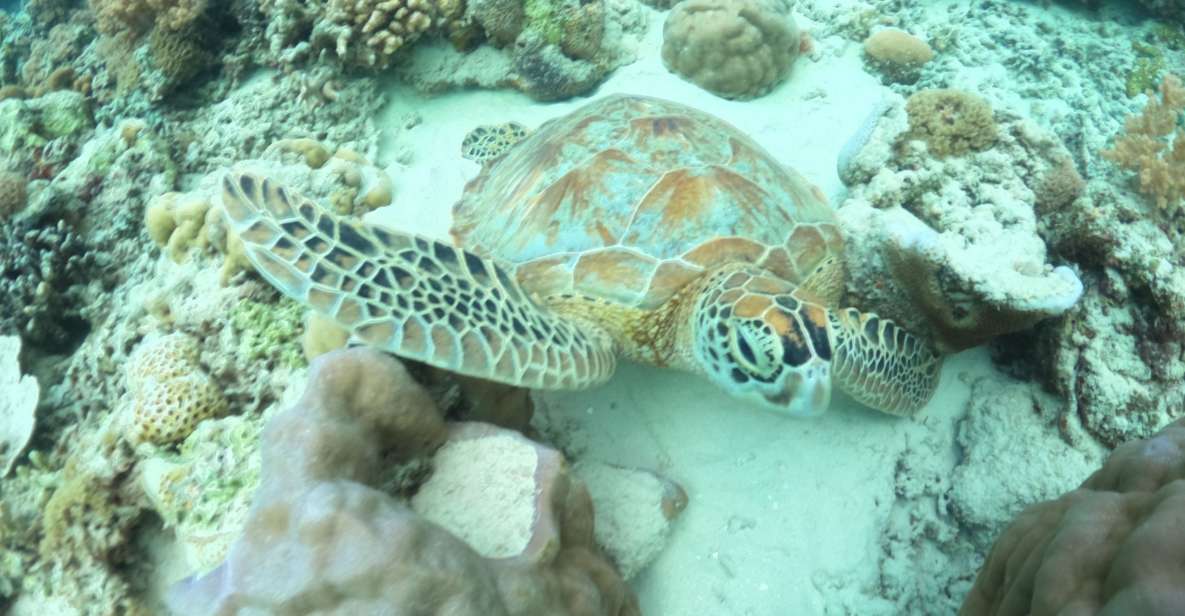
<box><xmin>728</xmin><ymin>321</ymin><xmax>779</xmax><ymax>379</ymax></box>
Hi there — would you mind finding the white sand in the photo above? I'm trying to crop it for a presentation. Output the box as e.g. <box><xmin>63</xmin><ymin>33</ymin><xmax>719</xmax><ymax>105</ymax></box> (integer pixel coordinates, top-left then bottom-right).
<box><xmin>372</xmin><ymin>10</ymin><xmax>995</xmax><ymax>614</ymax></box>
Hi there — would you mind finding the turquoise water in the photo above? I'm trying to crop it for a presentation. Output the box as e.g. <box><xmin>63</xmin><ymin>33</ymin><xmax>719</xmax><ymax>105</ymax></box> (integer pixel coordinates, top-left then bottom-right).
<box><xmin>1</xmin><ymin>1</ymin><xmax>1183</xmax><ymax>615</ymax></box>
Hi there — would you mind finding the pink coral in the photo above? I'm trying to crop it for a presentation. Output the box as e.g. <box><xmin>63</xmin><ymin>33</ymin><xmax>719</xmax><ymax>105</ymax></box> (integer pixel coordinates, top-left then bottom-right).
<box><xmin>167</xmin><ymin>348</ymin><xmax>638</xmax><ymax>616</ymax></box>
<box><xmin>961</xmin><ymin>417</ymin><xmax>1185</xmax><ymax>616</ymax></box>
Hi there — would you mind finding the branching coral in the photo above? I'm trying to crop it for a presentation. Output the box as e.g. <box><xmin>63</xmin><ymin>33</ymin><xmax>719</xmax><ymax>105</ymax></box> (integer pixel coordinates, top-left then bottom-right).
<box><xmin>0</xmin><ymin>214</ymin><xmax>93</xmax><ymax>350</ymax></box>
<box><xmin>661</xmin><ymin>0</ymin><xmax>803</xmax><ymax>100</ymax></box>
<box><xmin>324</xmin><ymin>0</ymin><xmax>464</xmax><ymax>67</ymax></box>
<box><xmin>1101</xmin><ymin>73</ymin><xmax>1185</xmax><ymax>213</ymax></box>
<box><xmin>961</xmin><ymin>417</ymin><xmax>1185</xmax><ymax>615</ymax></box>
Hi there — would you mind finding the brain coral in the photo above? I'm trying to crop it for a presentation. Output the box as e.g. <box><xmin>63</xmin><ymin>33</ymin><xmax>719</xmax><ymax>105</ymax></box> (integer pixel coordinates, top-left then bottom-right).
<box><xmin>661</xmin><ymin>0</ymin><xmax>802</xmax><ymax>100</ymax></box>
<box><xmin>962</xmin><ymin>417</ymin><xmax>1185</xmax><ymax>615</ymax></box>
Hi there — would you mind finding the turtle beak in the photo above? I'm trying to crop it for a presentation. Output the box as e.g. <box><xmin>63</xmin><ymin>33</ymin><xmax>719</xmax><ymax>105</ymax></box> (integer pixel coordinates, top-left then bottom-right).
<box><xmin>764</xmin><ymin>360</ymin><xmax>830</xmax><ymax>417</ymax></box>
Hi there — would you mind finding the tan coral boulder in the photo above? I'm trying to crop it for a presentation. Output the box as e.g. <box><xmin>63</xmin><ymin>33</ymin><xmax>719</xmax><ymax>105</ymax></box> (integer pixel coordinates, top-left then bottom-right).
<box><xmin>661</xmin><ymin>0</ymin><xmax>803</xmax><ymax>100</ymax></box>
<box><xmin>961</xmin><ymin>417</ymin><xmax>1185</xmax><ymax>616</ymax></box>
<box><xmin>166</xmin><ymin>347</ymin><xmax>639</xmax><ymax>616</ymax></box>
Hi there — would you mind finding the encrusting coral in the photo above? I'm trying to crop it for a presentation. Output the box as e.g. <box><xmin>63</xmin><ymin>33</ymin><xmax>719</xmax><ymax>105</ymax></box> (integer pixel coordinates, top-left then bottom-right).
<box><xmin>123</xmin><ymin>332</ymin><xmax>228</xmax><ymax>446</ymax></box>
<box><xmin>961</xmin><ymin>416</ymin><xmax>1185</xmax><ymax>615</ymax></box>
<box><xmin>1101</xmin><ymin>73</ymin><xmax>1185</xmax><ymax>213</ymax></box>
<box><xmin>661</xmin><ymin>0</ymin><xmax>803</xmax><ymax>100</ymax></box>
<box><xmin>167</xmin><ymin>347</ymin><xmax>639</xmax><ymax>615</ymax></box>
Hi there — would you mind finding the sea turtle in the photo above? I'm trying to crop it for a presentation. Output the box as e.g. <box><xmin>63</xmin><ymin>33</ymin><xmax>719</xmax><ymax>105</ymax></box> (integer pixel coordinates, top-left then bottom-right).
<box><xmin>221</xmin><ymin>95</ymin><xmax>941</xmax><ymax>417</ymax></box>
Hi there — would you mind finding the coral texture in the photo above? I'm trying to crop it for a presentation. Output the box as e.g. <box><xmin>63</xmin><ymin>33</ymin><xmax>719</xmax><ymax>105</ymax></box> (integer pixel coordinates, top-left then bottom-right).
<box><xmin>961</xmin><ymin>417</ymin><xmax>1185</xmax><ymax>615</ymax></box>
<box><xmin>1101</xmin><ymin>73</ymin><xmax>1185</xmax><ymax>212</ymax></box>
<box><xmin>167</xmin><ymin>347</ymin><xmax>639</xmax><ymax>615</ymax></box>
<box><xmin>904</xmin><ymin>89</ymin><xmax>998</xmax><ymax>158</ymax></box>
<box><xmin>661</xmin><ymin>0</ymin><xmax>802</xmax><ymax>100</ymax></box>
<box><xmin>124</xmin><ymin>333</ymin><xmax>228</xmax><ymax>446</ymax></box>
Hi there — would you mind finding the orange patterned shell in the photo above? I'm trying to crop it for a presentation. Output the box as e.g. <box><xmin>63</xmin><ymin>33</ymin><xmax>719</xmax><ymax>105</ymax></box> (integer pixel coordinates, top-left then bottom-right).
<box><xmin>451</xmin><ymin>95</ymin><xmax>842</xmax><ymax>310</ymax></box>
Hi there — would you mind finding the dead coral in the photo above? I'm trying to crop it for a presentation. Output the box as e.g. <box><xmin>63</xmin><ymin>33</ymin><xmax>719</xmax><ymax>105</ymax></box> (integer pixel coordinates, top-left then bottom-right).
<box><xmin>962</xmin><ymin>417</ymin><xmax>1185</xmax><ymax>615</ymax></box>
<box><xmin>1101</xmin><ymin>73</ymin><xmax>1185</xmax><ymax>213</ymax></box>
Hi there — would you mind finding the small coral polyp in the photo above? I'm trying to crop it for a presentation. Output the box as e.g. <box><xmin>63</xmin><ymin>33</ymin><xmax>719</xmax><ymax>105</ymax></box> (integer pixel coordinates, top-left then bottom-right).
<box><xmin>124</xmin><ymin>333</ymin><xmax>227</xmax><ymax>446</ymax></box>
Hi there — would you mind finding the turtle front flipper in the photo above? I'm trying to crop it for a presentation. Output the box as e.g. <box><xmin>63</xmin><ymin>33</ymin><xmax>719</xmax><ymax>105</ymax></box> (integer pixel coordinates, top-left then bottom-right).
<box><xmin>827</xmin><ymin>307</ymin><xmax>942</xmax><ymax>416</ymax></box>
<box><xmin>220</xmin><ymin>172</ymin><xmax>616</xmax><ymax>390</ymax></box>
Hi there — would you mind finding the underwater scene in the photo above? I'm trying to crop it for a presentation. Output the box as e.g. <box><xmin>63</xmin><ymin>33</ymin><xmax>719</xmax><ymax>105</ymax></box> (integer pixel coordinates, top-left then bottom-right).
<box><xmin>1</xmin><ymin>0</ymin><xmax>1184</xmax><ymax>614</ymax></box>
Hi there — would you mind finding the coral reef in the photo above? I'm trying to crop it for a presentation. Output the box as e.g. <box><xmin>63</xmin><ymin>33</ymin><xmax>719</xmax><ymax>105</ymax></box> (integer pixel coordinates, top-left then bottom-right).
<box><xmin>0</xmin><ymin>336</ymin><xmax>38</xmax><ymax>477</ymax></box>
<box><xmin>863</xmin><ymin>27</ymin><xmax>933</xmax><ymax>84</ymax></box>
<box><xmin>1020</xmin><ymin>175</ymin><xmax>1185</xmax><ymax>446</ymax></box>
<box><xmin>1101</xmin><ymin>73</ymin><xmax>1184</xmax><ymax>213</ymax></box>
<box><xmin>399</xmin><ymin>0</ymin><xmax>647</xmax><ymax>101</ymax></box>
<box><xmin>167</xmin><ymin>347</ymin><xmax>640</xmax><ymax>616</ymax></box>
<box><xmin>123</xmin><ymin>332</ymin><xmax>228</xmax><ymax>446</ymax></box>
<box><xmin>962</xmin><ymin>417</ymin><xmax>1185</xmax><ymax>615</ymax></box>
<box><xmin>140</xmin><ymin>411</ymin><xmax>269</xmax><ymax>573</ymax></box>
<box><xmin>661</xmin><ymin>0</ymin><xmax>803</xmax><ymax>100</ymax></box>
<box><xmin>257</xmin><ymin>0</ymin><xmax>464</xmax><ymax>69</ymax></box>
<box><xmin>837</xmin><ymin>94</ymin><xmax>1083</xmax><ymax>353</ymax></box>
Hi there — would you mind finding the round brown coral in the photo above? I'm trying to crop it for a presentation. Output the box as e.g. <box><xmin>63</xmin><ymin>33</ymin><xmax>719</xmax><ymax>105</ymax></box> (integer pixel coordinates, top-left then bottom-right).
<box><xmin>961</xmin><ymin>417</ymin><xmax>1185</xmax><ymax>616</ymax></box>
<box><xmin>661</xmin><ymin>0</ymin><xmax>802</xmax><ymax>100</ymax></box>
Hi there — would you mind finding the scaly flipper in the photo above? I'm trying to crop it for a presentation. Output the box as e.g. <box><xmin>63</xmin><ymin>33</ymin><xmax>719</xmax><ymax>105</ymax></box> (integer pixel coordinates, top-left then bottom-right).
<box><xmin>220</xmin><ymin>172</ymin><xmax>616</xmax><ymax>390</ymax></box>
<box><xmin>827</xmin><ymin>307</ymin><xmax>942</xmax><ymax>416</ymax></box>
<box><xmin>461</xmin><ymin>122</ymin><xmax>529</xmax><ymax>165</ymax></box>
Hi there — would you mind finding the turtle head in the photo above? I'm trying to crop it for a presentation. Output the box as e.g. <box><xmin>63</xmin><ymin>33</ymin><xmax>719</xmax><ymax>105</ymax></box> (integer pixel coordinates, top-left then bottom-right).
<box><xmin>691</xmin><ymin>270</ymin><xmax>833</xmax><ymax>417</ymax></box>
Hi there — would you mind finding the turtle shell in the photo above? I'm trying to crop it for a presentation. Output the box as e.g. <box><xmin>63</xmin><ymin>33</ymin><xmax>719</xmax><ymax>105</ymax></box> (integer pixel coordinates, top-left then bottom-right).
<box><xmin>451</xmin><ymin>95</ymin><xmax>842</xmax><ymax>310</ymax></box>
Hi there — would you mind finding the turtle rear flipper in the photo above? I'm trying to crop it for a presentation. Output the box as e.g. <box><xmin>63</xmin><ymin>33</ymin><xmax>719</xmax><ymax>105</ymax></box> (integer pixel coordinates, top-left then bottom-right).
<box><xmin>827</xmin><ymin>307</ymin><xmax>942</xmax><ymax>416</ymax></box>
<box><xmin>221</xmin><ymin>172</ymin><xmax>616</xmax><ymax>390</ymax></box>
<box><xmin>461</xmin><ymin>122</ymin><xmax>529</xmax><ymax>165</ymax></box>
